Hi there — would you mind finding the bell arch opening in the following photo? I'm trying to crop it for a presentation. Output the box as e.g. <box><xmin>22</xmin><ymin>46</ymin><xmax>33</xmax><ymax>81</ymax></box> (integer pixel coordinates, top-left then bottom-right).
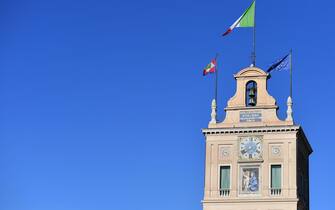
<box><xmin>246</xmin><ymin>81</ymin><xmax>257</xmax><ymax>107</ymax></box>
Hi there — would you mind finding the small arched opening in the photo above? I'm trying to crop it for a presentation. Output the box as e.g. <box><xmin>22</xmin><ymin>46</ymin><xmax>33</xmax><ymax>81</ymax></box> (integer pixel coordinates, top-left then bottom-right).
<box><xmin>246</xmin><ymin>81</ymin><xmax>257</xmax><ymax>107</ymax></box>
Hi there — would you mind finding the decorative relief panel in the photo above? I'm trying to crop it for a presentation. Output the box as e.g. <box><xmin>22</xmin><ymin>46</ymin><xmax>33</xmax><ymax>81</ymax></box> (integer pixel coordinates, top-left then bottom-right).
<box><xmin>269</xmin><ymin>144</ymin><xmax>283</xmax><ymax>159</ymax></box>
<box><xmin>219</xmin><ymin>145</ymin><xmax>232</xmax><ymax>160</ymax></box>
<box><xmin>239</xmin><ymin>165</ymin><xmax>261</xmax><ymax>195</ymax></box>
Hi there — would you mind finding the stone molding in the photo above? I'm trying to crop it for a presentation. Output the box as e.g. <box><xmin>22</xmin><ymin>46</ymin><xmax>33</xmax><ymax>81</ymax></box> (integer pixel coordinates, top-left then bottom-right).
<box><xmin>202</xmin><ymin>125</ymin><xmax>300</xmax><ymax>136</ymax></box>
<box><xmin>202</xmin><ymin>198</ymin><xmax>299</xmax><ymax>203</ymax></box>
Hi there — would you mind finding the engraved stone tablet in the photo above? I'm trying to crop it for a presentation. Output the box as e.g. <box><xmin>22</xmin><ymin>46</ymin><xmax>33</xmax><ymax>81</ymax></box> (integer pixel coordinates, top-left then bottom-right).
<box><xmin>240</xmin><ymin>111</ymin><xmax>262</xmax><ymax>122</ymax></box>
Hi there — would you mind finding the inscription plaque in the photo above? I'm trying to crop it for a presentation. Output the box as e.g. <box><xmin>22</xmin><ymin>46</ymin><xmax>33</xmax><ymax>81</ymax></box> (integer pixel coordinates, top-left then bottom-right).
<box><xmin>240</xmin><ymin>111</ymin><xmax>262</xmax><ymax>122</ymax></box>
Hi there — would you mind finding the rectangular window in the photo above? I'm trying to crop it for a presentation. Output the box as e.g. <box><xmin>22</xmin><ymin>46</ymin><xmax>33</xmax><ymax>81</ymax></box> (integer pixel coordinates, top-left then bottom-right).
<box><xmin>220</xmin><ymin>166</ymin><xmax>230</xmax><ymax>197</ymax></box>
<box><xmin>271</xmin><ymin>165</ymin><xmax>282</xmax><ymax>195</ymax></box>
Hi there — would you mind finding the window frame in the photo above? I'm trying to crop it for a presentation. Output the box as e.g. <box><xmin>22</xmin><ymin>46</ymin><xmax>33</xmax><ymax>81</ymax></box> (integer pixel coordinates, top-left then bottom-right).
<box><xmin>269</xmin><ymin>163</ymin><xmax>283</xmax><ymax>190</ymax></box>
<box><xmin>218</xmin><ymin>164</ymin><xmax>232</xmax><ymax>192</ymax></box>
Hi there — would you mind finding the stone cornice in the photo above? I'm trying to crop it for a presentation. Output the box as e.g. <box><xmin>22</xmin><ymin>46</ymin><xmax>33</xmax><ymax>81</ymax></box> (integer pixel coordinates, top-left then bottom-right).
<box><xmin>234</xmin><ymin>67</ymin><xmax>268</xmax><ymax>78</ymax></box>
<box><xmin>224</xmin><ymin>104</ymin><xmax>278</xmax><ymax>111</ymax></box>
<box><xmin>202</xmin><ymin>125</ymin><xmax>300</xmax><ymax>136</ymax></box>
<box><xmin>202</xmin><ymin>197</ymin><xmax>299</xmax><ymax>203</ymax></box>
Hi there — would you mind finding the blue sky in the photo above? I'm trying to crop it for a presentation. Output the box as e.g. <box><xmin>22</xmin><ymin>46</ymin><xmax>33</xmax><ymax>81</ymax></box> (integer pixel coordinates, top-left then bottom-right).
<box><xmin>0</xmin><ymin>0</ymin><xmax>333</xmax><ymax>209</ymax></box>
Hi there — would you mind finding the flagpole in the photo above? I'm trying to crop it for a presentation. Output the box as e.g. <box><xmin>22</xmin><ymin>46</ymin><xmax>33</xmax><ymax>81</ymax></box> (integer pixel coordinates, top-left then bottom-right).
<box><xmin>215</xmin><ymin>53</ymin><xmax>219</xmax><ymax>104</ymax></box>
<box><xmin>286</xmin><ymin>49</ymin><xmax>293</xmax><ymax>122</ymax></box>
<box><xmin>290</xmin><ymin>49</ymin><xmax>293</xmax><ymax>98</ymax></box>
<box><xmin>252</xmin><ymin>0</ymin><xmax>256</xmax><ymax>66</ymax></box>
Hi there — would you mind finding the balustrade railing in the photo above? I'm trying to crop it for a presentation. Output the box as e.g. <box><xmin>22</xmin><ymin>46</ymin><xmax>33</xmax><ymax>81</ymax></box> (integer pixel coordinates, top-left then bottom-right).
<box><xmin>219</xmin><ymin>188</ymin><xmax>230</xmax><ymax>197</ymax></box>
<box><xmin>270</xmin><ymin>188</ymin><xmax>282</xmax><ymax>196</ymax></box>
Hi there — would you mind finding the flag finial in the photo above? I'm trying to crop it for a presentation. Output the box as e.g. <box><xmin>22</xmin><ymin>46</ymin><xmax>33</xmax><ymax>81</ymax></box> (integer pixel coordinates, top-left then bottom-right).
<box><xmin>286</xmin><ymin>96</ymin><xmax>293</xmax><ymax>122</ymax></box>
<box><xmin>209</xmin><ymin>99</ymin><xmax>217</xmax><ymax>124</ymax></box>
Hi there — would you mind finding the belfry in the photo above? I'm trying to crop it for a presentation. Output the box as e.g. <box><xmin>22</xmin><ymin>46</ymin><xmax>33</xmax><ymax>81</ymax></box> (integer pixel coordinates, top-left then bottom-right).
<box><xmin>202</xmin><ymin>66</ymin><xmax>312</xmax><ymax>210</ymax></box>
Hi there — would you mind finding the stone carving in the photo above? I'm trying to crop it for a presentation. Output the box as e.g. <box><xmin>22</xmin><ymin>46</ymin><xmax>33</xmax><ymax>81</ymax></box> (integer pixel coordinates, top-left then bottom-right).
<box><xmin>271</xmin><ymin>146</ymin><xmax>281</xmax><ymax>156</ymax></box>
<box><xmin>219</xmin><ymin>146</ymin><xmax>231</xmax><ymax>159</ymax></box>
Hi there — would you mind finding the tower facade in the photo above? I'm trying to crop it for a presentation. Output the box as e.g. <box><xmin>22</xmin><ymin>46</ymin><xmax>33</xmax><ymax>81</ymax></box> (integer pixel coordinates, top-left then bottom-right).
<box><xmin>202</xmin><ymin>67</ymin><xmax>312</xmax><ymax>210</ymax></box>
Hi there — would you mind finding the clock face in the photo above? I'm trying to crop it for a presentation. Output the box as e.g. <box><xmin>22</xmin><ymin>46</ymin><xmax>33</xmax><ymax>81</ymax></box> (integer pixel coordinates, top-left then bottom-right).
<box><xmin>240</xmin><ymin>136</ymin><xmax>262</xmax><ymax>159</ymax></box>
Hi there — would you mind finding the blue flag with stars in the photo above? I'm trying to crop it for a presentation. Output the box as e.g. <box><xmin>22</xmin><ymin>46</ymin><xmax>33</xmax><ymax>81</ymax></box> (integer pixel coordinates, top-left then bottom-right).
<box><xmin>267</xmin><ymin>54</ymin><xmax>290</xmax><ymax>73</ymax></box>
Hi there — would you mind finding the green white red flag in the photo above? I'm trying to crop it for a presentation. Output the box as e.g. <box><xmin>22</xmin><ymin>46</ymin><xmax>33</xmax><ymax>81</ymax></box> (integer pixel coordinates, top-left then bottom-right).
<box><xmin>223</xmin><ymin>1</ymin><xmax>255</xmax><ymax>36</ymax></box>
<box><xmin>203</xmin><ymin>59</ymin><xmax>216</xmax><ymax>76</ymax></box>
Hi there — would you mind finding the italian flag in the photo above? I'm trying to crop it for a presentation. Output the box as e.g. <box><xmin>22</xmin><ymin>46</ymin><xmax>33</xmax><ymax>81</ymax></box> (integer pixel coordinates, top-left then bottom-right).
<box><xmin>203</xmin><ymin>59</ymin><xmax>216</xmax><ymax>76</ymax></box>
<box><xmin>223</xmin><ymin>1</ymin><xmax>255</xmax><ymax>36</ymax></box>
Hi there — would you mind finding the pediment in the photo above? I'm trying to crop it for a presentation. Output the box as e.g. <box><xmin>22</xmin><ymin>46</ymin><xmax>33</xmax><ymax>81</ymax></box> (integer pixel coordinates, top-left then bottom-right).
<box><xmin>235</xmin><ymin>67</ymin><xmax>268</xmax><ymax>78</ymax></box>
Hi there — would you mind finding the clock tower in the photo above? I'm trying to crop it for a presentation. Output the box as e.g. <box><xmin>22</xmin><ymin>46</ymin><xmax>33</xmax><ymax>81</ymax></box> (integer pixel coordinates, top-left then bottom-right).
<box><xmin>202</xmin><ymin>66</ymin><xmax>312</xmax><ymax>210</ymax></box>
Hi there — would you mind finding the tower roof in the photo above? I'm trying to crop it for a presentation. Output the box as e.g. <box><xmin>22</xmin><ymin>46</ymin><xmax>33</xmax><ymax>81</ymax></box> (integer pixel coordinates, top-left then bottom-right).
<box><xmin>209</xmin><ymin>66</ymin><xmax>293</xmax><ymax>128</ymax></box>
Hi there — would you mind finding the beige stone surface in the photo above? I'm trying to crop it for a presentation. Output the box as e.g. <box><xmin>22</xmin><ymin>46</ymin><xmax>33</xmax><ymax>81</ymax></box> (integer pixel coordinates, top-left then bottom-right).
<box><xmin>202</xmin><ymin>67</ymin><xmax>312</xmax><ymax>210</ymax></box>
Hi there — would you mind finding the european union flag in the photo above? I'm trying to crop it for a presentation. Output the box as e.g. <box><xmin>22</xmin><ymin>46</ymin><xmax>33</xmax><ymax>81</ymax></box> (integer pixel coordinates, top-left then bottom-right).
<box><xmin>267</xmin><ymin>54</ymin><xmax>290</xmax><ymax>73</ymax></box>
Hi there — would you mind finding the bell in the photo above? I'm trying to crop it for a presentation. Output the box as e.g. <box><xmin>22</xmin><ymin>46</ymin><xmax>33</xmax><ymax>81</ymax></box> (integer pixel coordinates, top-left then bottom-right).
<box><xmin>248</xmin><ymin>97</ymin><xmax>256</xmax><ymax>106</ymax></box>
<box><xmin>249</xmin><ymin>87</ymin><xmax>255</xmax><ymax>96</ymax></box>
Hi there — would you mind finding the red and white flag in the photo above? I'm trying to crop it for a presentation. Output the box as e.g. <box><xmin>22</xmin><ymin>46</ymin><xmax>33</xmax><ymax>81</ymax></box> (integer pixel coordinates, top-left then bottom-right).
<box><xmin>203</xmin><ymin>59</ymin><xmax>216</xmax><ymax>76</ymax></box>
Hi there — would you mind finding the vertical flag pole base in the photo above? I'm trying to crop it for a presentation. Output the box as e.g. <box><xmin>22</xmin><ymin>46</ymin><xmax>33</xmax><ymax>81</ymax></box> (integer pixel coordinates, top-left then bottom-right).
<box><xmin>286</xmin><ymin>96</ymin><xmax>293</xmax><ymax>123</ymax></box>
<box><xmin>209</xmin><ymin>99</ymin><xmax>217</xmax><ymax>125</ymax></box>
